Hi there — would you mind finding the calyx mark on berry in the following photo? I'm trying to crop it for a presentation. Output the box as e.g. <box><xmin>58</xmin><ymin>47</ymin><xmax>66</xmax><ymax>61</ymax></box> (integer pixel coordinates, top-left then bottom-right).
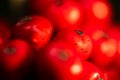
<box><xmin>3</xmin><ymin>47</ymin><xmax>16</xmax><ymax>55</ymax></box>
<box><xmin>59</xmin><ymin>51</ymin><xmax>69</xmax><ymax>61</ymax></box>
<box><xmin>102</xmin><ymin>32</ymin><xmax>109</xmax><ymax>39</ymax></box>
<box><xmin>56</xmin><ymin>0</ymin><xmax>63</xmax><ymax>6</ymax></box>
<box><xmin>75</xmin><ymin>30</ymin><xmax>84</xmax><ymax>36</ymax></box>
<box><xmin>23</xmin><ymin>16</ymin><xmax>32</xmax><ymax>22</ymax></box>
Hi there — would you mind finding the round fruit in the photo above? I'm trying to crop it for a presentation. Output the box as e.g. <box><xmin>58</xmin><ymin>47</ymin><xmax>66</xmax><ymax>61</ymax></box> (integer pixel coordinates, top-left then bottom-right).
<box><xmin>12</xmin><ymin>15</ymin><xmax>53</xmax><ymax>50</ymax></box>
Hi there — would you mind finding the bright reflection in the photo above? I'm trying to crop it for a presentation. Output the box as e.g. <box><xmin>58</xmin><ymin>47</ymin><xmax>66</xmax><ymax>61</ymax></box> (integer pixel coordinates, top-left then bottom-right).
<box><xmin>77</xmin><ymin>41</ymin><xmax>88</xmax><ymax>50</ymax></box>
<box><xmin>32</xmin><ymin>25</ymin><xmax>46</xmax><ymax>43</ymax></box>
<box><xmin>70</xmin><ymin>64</ymin><xmax>82</xmax><ymax>75</ymax></box>
<box><xmin>90</xmin><ymin>73</ymin><xmax>101</xmax><ymax>80</ymax></box>
<box><xmin>101</xmin><ymin>39</ymin><xmax>117</xmax><ymax>57</ymax></box>
<box><xmin>65</xmin><ymin>7</ymin><xmax>80</xmax><ymax>24</ymax></box>
<box><xmin>93</xmin><ymin>2</ymin><xmax>108</xmax><ymax>19</ymax></box>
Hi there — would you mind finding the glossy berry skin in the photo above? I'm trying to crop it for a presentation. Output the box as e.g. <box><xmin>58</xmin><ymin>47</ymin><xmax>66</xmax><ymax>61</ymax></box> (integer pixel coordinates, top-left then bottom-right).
<box><xmin>91</xmin><ymin>32</ymin><xmax>118</xmax><ymax>69</ymax></box>
<box><xmin>104</xmin><ymin>69</ymin><xmax>120</xmax><ymax>80</ymax></box>
<box><xmin>0</xmin><ymin>19</ymin><xmax>11</xmax><ymax>79</ymax></box>
<box><xmin>81</xmin><ymin>24</ymin><xmax>118</xmax><ymax>69</ymax></box>
<box><xmin>106</xmin><ymin>24</ymin><xmax>120</xmax><ymax>41</ymax></box>
<box><xmin>79</xmin><ymin>61</ymin><xmax>105</xmax><ymax>80</ymax></box>
<box><xmin>81</xmin><ymin>0</ymin><xmax>112</xmax><ymax>25</ymax></box>
<box><xmin>106</xmin><ymin>24</ymin><xmax>120</xmax><ymax>69</ymax></box>
<box><xmin>55</xmin><ymin>29</ymin><xmax>92</xmax><ymax>60</ymax></box>
<box><xmin>42</xmin><ymin>1</ymin><xmax>84</xmax><ymax>30</ymax></box>
<box><xmin>81</xmin><ymin>23</ymin><xmax>109</xmax><ymax>42</ymax></box>
<box><xmin>37</xmin><ymin>41</ymin><xmax>83</xmax><ymax>80</ymax></box>
<box><xmin>81</xmin><ymin>21</ymin><xmax>109</xmax><ymax>31</ymax></box>
<box><xmin>0</xmin><ymin>39</ymin><xmax>33</xmax><ymax>72</ymax></box>
<box><xmin>12</xmin><ymin>15</ymin><xmax>53</xmax><ymax>50</ymax></box>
